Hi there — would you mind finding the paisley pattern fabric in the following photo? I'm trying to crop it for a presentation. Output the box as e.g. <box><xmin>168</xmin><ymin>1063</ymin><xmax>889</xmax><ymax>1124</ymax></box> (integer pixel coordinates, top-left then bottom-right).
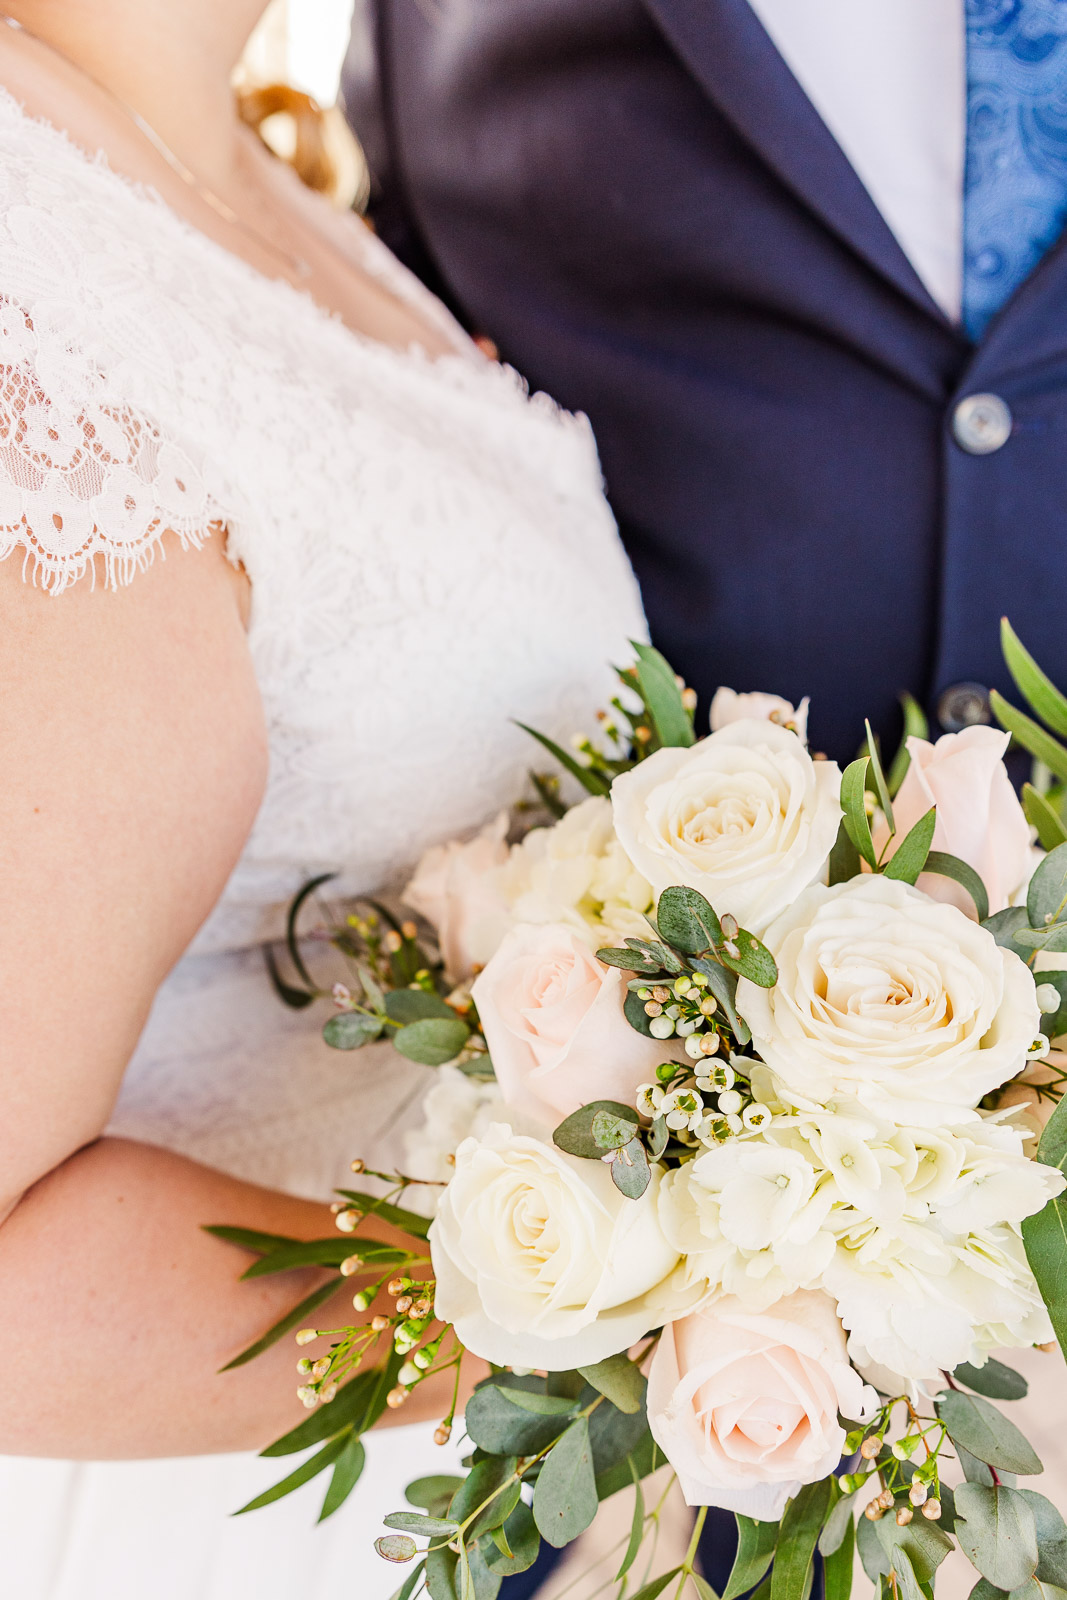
<box><xmin>964</xmin><ymin>0</ymin><xmax>1067</xmax><ymax>338</ymax></box>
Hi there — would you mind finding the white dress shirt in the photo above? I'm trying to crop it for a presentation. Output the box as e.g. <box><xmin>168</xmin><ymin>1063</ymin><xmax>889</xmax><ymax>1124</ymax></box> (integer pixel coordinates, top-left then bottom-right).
<box><xmin>745</xmin><ymin>0</ymin><xmax>965</xmax><ymax>320</ymax></box>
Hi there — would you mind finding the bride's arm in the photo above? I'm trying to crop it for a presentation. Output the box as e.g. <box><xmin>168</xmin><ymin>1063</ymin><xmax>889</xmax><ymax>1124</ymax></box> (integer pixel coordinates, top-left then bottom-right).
<box><xmin>0</xmin><ymin>542</ymin><xmax>459</xmax><ymax>1457</ymax></box>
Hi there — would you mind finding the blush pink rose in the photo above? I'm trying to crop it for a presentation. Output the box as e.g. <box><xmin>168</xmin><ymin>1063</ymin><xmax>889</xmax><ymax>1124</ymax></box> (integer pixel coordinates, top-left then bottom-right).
<box><xmin>647</xmin><ymin>1291</ymin><xmax>876</xmax><ymax>1520</ymax></box>
<box><xmin>471</xmin><ymin>921</ymin><xmax>675</xmax><ymax>1128</ymax></box>
<box><xmin>404</xmin><ymin>813</ymin><xmax>510</xmax><ymax>982</ymax></box>
<box><xmin>874</xmin><ymin>727</ymin><xmax>1031</xmax><ymax>917</ymax></box>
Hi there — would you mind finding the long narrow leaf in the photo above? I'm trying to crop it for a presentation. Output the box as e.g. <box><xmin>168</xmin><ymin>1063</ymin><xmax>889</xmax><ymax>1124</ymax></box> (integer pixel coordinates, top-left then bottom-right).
<box><xmin>203</xmin><ymin>1224</ymin><xmax>298</xmax><ymax>1255</ymax></box>
<box><xmin>337</xmin><ymin>1188</ymin><xmax>431</xmax><ymax>1240</ymax></box>
<box><xmin>1023</xmin><ymin>784</ymin><xmax>1067</xmax><ymax>851</ymax></box>
<box><xmin>724</xmin><ymin>1514</ymin><xmax>779</xmax><ymax>1600</ymax></box>
<box><xmin>240</xmin><ymin>1238</ymin><xmax>386</xmax><ymax>1279</ymax></box>
<box><xmin>220</xmin><ymin>1278</ymin><xmax>339</xmax><ymax>1372</ymax></box>
<box><xmin>615</xmin><ymin>1475</ymin><xmax>646</xmax><ymax>1581</ymax></box>
<box><xmin>632</xmin><ymin>640</ymin><xmax>695</xmax><ymax>748</ymax></box>
<box><xmin>319</xmin><ymin>1434</ymin><xmax>366</xmax><ymax>1521</ymax></box>
<box><xmin>840</xmin><ymin>758</ymin><xmax>877</xmax><ymax>868</ymax></box>
<box><xmin>771</xmin><ymin>1478</ymin><xmax>834</xmax><ymax>1600</ymax></box>
<box><xmin>263</xmin><ymin>1368</ymin><xmax>384</xmax><ymax>1457</ymax></box>
<box><xmin>882</xmin><ymin>807</ymin><xmax>937</xmax><ymax>884</ymax></box>
<box><xmin>264</xmin><ymin>944</ymin><xmax>316</xmax><ymax>1009</ymax></box>
<box><xmin>287</xmin><ymin>873</ymin><xmax>337</xmax><ymax>992</ymax></box>
<box><xmin>992</xmin><ymin>692</ymin><xmax>1067</xmax><ymax>785</ymax></box>
<box><xmin>865</xmin><ymin>719</ymin><xmax>895</xmax><ymax>837</ymax></box>
<box><xmin>887</xmin><ymin>694</ymin><xmax>929</xmax><ymax>797</ymax></box>
<box><xmin>924</xmin><ymin>851</ymin><xmax>990</xmax><ymax>923</ymax></box>
<box><xmin>1002</xmin><ymin>619</ymin><xmax>1067</xmax><ymax>740</ymax></box>
<box><xmin>1023</xmin><ymin>1096</ymin><xmax>1067</xmax><ymax>1364</ymax></box>
<box><xmin>514</xmin><ymin>723</ymin><xmax>611</xmax><ymax>796</ymax></box>
<box><xmin>824</xmin><ymin>1514</ymin><xmax>855</xmax><ymax>1600</ymax></box>
<box><xmin>234</xmin><ymin>1433</ymin><xmax>349</xmax><ymax>1514</ymax></box>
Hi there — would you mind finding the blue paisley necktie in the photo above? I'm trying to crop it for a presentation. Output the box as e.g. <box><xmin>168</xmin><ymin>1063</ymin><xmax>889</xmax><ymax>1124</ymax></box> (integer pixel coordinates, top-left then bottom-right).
<box><xmin>964</xmin><ymin>0</ymin><xmax>1067</xmax><ymax>339</ymax></box>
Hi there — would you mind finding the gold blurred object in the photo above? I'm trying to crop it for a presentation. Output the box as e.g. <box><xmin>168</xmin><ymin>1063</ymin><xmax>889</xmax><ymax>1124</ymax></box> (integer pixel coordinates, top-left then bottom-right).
<box><xmin>236</xmin><ymin>82</ymin><xmax>370</xmax><ymax>212</ymax></box>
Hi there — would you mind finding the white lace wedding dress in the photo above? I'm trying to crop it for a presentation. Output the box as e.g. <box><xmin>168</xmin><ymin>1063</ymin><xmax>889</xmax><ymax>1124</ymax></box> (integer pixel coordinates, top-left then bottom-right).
<box><xmin>0</xmin><ymin>89</ymin><xmax>647</xmax><ymax>1598</ymax></box>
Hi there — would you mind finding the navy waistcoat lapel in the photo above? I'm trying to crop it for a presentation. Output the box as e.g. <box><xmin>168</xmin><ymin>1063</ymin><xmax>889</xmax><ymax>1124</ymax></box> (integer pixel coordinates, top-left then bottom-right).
<box><xmin>642</xmin><ymin>0</ymin><xmax>947</xmax><ymax>323</ymax></box>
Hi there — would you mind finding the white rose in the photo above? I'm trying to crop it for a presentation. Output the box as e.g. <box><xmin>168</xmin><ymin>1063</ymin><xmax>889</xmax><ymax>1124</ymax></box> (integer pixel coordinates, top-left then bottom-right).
<box><xmin>610</xmin><ymin>721</ymin><xmax>842</xmax><ymax>935</ymax></box>
<box><xmin>430</xmin><ymin>1123</ymin><xmax>695</xmax><ymax>1368</ymax></box>
<box><xmin>471</xmin><ymin>921</ymin><xmax>677</xmax><ymax>1127</ymax></box>
<box><xmin>404</xmin><ymin>812</ymin><xmax>510</xmax><ymax>982</ymax></box>
<box><xmin>401</xmin><ymin>1065</ymin><xmax>505</xmax><ymax>1217</ymax></box>
<box><xmin>500</xmin><ymin>795</ymin><xmax>653</xmax><ymax>943</ymax></box>
<box><xmin>738</xmin><ymin>876</ymin><xmax>1041</xmax><ymax>1125</ymax></box>
<box><xmin>659</xmin><ymin>1140</ymin><xmax>836</xmax><ymax>1310</ymax></box>
<box><xmin>647</xmin><ymin>1291</ymin><xmax>876</xmax><ymax>1520</ymax></box>
<box><xmin>710</xmin><ymin>687</ymin><xmax>809</xmax><ymax>744</ymax></box>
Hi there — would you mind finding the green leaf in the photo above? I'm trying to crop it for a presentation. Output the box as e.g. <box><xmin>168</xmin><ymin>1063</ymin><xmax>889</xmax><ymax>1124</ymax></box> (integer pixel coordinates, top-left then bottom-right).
<box><xmin>234</xmin><ymin>1433</ymin><xmax>349</xmax><ymax>1513</ymax></box>
<box><xmin>865</xmin><ymin>719</ymin><xmax>895</xmax><ymax>837</ymax></box>
<box><xmin>533</xmin><ymin>1415</ymin><xmax>599</xmax><ymax>1548</ymax></box>
<box><xmin>1002</xmin><ymin>620</ymin><xmax>1067</xmax><ymax>740</ymax></box>
<box><xmin>385</xmin><ymin>990</ymin><xmax>455</xmax><ymax>1025</ymax></box>
<box><xmin>984</xmin><ymin>906</ymin><xmax>1036</xmax><ymax>960</ymax></box>
<box><xmin>841</xmin><ymin>757</ymin><xmax>877</xmax><ymax>868</ymax></box>
<box><xmin>553</xmin><ymin>1100</ymin><xmax>641</xmax><ymax>1160</ymax></box>
<box><xmin>322</xmin><ymin>1010</ymin><xmax>384</xmax><ymax>1049</ymax></box>
<box><xmin>1029</xmin><ymin>842</ymin><xmax>1067</xmax><ymax>933</ymax></box>
<box><xmin>882</xmin><ymin>807</ymin><xmax>937</xmax><ymax>884</ymax></box>
<box><xmin>530</xmin><ymin>768</ymin><xmax>568</xmax><ymax>820</ymax></box>
<box><xmin>887</xmin><ymin>693</ymin><xmax>930</xmax><ymax>796</ymax></box>
<box><xmin>625</xmin><ymin>986</ymin><xmax>658</xmax><ymax>1037</ymax></box>
<box><xmin>203</xmin><ymin>1224</ymin><xmax>296</xmax><ymax>1254</ymax></box>
<box><xmin>384</xmin><ymin>1512</ymin><xmax>461</xmax><ymax>1537</ymax></box>
<box><xmin>592</xmin><ymin>1107</ymin><xmax>642</xmax><ymax>1151</ymax></box>
<box><xmin>627</xmin><ymin>1570</ymin><xmax>683</xmax><ymax>1600</ymax></box>
<box><xmin>262</xmin><ymin>1351</ymin><xmax>403</xmax><ymax>1456</ymax></box>
<box><xmin>388</xmin><ymin>1562</ymin><xmax>427</xmax><ymax>1600</ymax></box>
<box><xmin>392</xmin><ymin>1016</ymin><xmax>470</xmax><ymax>1066</ymax></box>
<box><xmin>924</xmin><ymin>851</ymin><xmax>990</xmax><ymax>923</ymax></box>
<box><xmin>485</xmin><ymin>1501</ymin><xmax>541</xmax><ymax>1577</ymax></box>
<box><xmin>221</xmin><ymin>1277</ymin><xmax>340</xmax><ymax>1372</ymax></box>
<box><xmin>992</xmin><ymin>692</ymin><xmax>1067</xmax><ymax>786</ymax></box>
<box><xmin>771</xmin><ymin>1477</ymin><xmax>834</xmax><ymax>1600</ymax></box>
<box><xmin>378</xmin><ymin>1535</ymin><xmax>420</xmax><ymax>1564</ymax></box>
<box><xmin>955</xmin><ymin>1483</ymin><xmax>1039</xmax><ymax>1592</ymax></box>
<box><xmin>692</xmin><ymin>1578</ymin><xmax>720</xmax><ymax>1600</ymax></box>
<box><xmin>632</xmin><ymin>640</ymin><xmax>696</xmax><ymax>748</ymax></box>
<box><xmin>825</xmin><ymin>1513</ymin><xmax>855</xmax><ymax>1600</ymax></box>
<box><xmin>955</xmin><ymin>1360</ymin><xmax>1029</xmax><ymax>1402</ymax></box>
<box><xmin>515</xmin><ymin>722</ymin><xmax>611</xmax><ymax>797</ymax></box>
<box><xmin>616</xmin><ymin>1475</ymin><xmax>646</xmax><ymax>1580</ymax></box>
<box><xmin>656</xmin><ymin>886</ymin><xmax>722</xmax><ymax>953</ymax></box>
<box><xmin>610</xmin><ymin>1137</ymin><xmax>652</xmax><ymax>1199</ymax></box>
<box><xmin>597</xmin><ymin>944</ymin><xmax>663</xmax><ymax>972</ymax></box>
<box><xmin>464</xmin><ymin>1539</ymin><xmax>503</xmax><ymax>1600</ymax></box>
<box><xmin>449</xmin><ymin>1454</ymin><xmax>520</xmax><ymax>1544</ymax></box>
<box><xmin>937</xmin><ymin>1390</ymin><xmax>1043</xmax><ymax>1475</ymax></box>
<box><xmin>502</xmin><ymin>1391</ymin><xmax>577</xmax><ymax>1416</ymax></box>
<box><xmin>1023</xmin><ymin>785</ymin><xmax>1067</xmax><ymax>852</ymax></box>
<box><xmin>264</xmin><ymin>943</ymin><xmax>316</xmax><ymax>1009</ymax></box>
<box><xmin>819</xmin><ymin>1496</ymin><xmax>856</xmax><ymax>1558</ymax></box>
<box><xmin>1018</xmin><ymin>1490</ymin><xmax>1067</xmax><ymax>1588</ymax></box>
<box><xmin>1014</xmin><ymin>925</ymin><xmax>1067</xmax><ymax>955</ymax></box>
<box><xmin>318</xmin><ymin>1433</ymin><xmax>366</xmax><ymax>1521</ymax></box>
<box><xmin>407</xmin><ymin>1475</ymin><xmax>466</xmax><ymax>1513</ymax></box>
<box><xmin>336</xmin><ymin>1188</ymin><xmax>431</xmax><ymax>1240</ymax></box>
<box><xmin>724</xmin><ymin>1514</ymin><xmax>779</xmax><ymax>1600</ymax></box>
<box><xmin>240</xmin><ymin>1237</ymin><xmax>397</xmax><ymax>1278</ymax></box>
<box><xmin>691</xmin><ymin>957</ymin><xmax>752</xmax><ymax>1045</ymax></box>
<box><xmin>1023</xmin><ymin>1094</ymin><xmax>1067</xmax><ymax>1363</ymax></box>
<box><xmin>719</xmin><ymin>928</ymin><xmax>778</xmax><ymax>989</ymax></box>
<box><xmin>649</xmin><ymin>1115</ymin><xmax>669</xmax><ymax>1159</ymax></box>
<box><xmin>875</xmin><ymin>1515</ymin><xmax>954</xmax><ymax>1583</ymax></box>
<box><xmin>426</xmin><ymin>1545</ymin><xmax>460</xmax><ymax>1600</ymax></box>
<box><xmin>578</xmin><ymin>1353</ymin><xmax>645</xmax><ymax>1415</ymax></box>
<box><xmin>465</xmin><ymin>1382</ymin><xmax>573</xmax><ymax>1456</ymax></box>
<box><xmin>594</xmin><ymin>1431</ymin><xmax>665</xmax><ymax>1502</ymax></box>
<box><xmin>828</xmin><ymin>816</ymin><xmax>863</xmax><ymax>886</ymax></box>
<box><xmin>1007</xmin><ymin>1581</ymin><xmax>1067</xmax><ymax>1600</ymax></box>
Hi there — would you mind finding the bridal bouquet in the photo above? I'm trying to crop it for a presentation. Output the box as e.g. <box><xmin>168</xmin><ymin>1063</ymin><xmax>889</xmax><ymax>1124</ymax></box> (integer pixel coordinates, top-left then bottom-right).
<box><xmin>216</xmin><ymin>625</ymin><xmax>1067</xmax><ymax>1600</ymax></box>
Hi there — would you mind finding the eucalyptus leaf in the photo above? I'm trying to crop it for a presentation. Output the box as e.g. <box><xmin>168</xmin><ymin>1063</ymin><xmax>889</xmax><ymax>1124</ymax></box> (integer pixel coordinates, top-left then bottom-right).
<box><xmin>385</xmin><ymin>990</ymin><xmax>455</xmax><ymax>1025</ymax></box>
<box><xmin>1002</xmin><ymin>620</ymin><xmax>1067</xmax><ymax>740</ymax></box>
<box><xmin>553</xmin><ymin>1100</ymin><xmax>641</xmax><ymax>1160</ymax></box>
<box><xmin>384</xmin><ymin>1512</ymin><xmax>461</xmax><ymax>1537</ymax></box>
<box><xmin>1028</xmin><ymin>843</ymin><xmax>1067</xmax><ymax>933</ymax></box>
<box><xmin>632</xmin><ymin>640</ymin><xmax>696</xmax><ymax>748</ymax></box>
<box><xmin>771</xmin><ymin>1477</ymin><xmax>833</xmax><ymax>1600</ymax></box>
<box><xmin>533</xmin><ymin>1415</ymin><xmax>598</xmax><ymax>1547</ymax></box>
<box><xmin>392</xmin><ymin>1016</ymin><xmax>470</xmax><ymax>1066</ymax></box>
<box><xmin>449</xmin><ymin>1454</ymin><xmax>519</xmax><ymax>1543</ymax></box>
<box><xmin>719</xmin><ymin>928</ymin><xmax>778</xmax><ymax>989</ymax></box>
<box><xmin>1014</xmin><ymin>926</ymin><xmax>1067</xmax><ymax>955</ymax></box>
<box><xmin>592</xmin><ymin>1108</ymin><xmax>641</xmax><ymax>1150</ymax></box>
<box><xmin>406</xmin><ymin>1475</ymin><xmax>465</xmax><ymax>1513</ymax></box>
<box><xmin>598</xmin><ymin>945</ymin><xmax>661</xmax><ymax>972</ymax></box>
<box><xmin>425</xmin><ymin>1545</ymin><xmax>460</xmax><ymax>1600</ymax></box>
<box><xmin>958</xmin><ymin>1443</ymin><xmax>1016</xmax><ymax>1489</ymax></box>
<box><xmin>925</xmin><ymin>851</ymin><xmax>990</xmax><ymax>923</ymax></box>
<box><xmin>1022</xmin><ymin>1095</ymin><xmax>1067</xmax><ymax>1363</ymax></box>
<box><xmin>610</xmin><ymin>1137</ymin><xmax>652</xmax><ymax>1199</ymax></box>
<box><xmin>1023</xmin><ymin>785</ymin><xmax>1067</xmax><ymax>852</ymax></box>
<box><xmin>465</xmin><ymin>1383</ymin><xmax>572</xmax><ymax>1457</ymax></box>
<box><xmin>983</xmin><ymin>907</ymin><xmax>1034</xmax><ymax>960</ymax></box>
<box><xmin>955</xmin><ymin>1360</ymin><xmax>1029</xmax><ymax>1402</ymax></box>
<box><xmin>464</xmin><ymin>1540</ymin><xmax>503</xmax><ymax>1600</ymax></box>
<box><xmin>954</xmin><ymin>1483</ymin><xmax>1039</xmax><ymax>1592</ymax></box>
<box><xmin>656</xmin><ymin>885</ymin><xmax>722</xmax><ymax>953</ymax></box>
<box><xmin>937</xmin><ymin>1390</ymin><xmax>1043</xmax><ymax>1475</ymax></box>
<box><xmin>882</xmin><ymin>807</ymin><xmax>937</xmax><ymax>884</ymax></box>
<box><xmin>724</xmin><ymin>1513</ymin><xmax>779</xmax><ymax>1599</ymax></box>
<box><xmin>841</xmin><ymin>757</ymin><xmax>877</xmax><ymax>868</ymax></box>
<box><xmin>1017</xmin><ymin>1490</ymin><xmax>1067</xmax><ymax>1587</ymax></box>
<box><xmin>649</xmin><ymin>1115</ymin><xmax>669</xmax><ymax>1159</ymax></box>
<box><xmin>594</xmin><ymin>1432</ymin><xmax>665</xmax><ymax>1502</ymax></box>
<box><xmin>624</xmin><ymin>987</ymin><xmax>657</xmax><ymax>1038</ymax></box>
<box><xmin>991</xmin><ymin>692</ymin><xmax>1067</xmax><ymax>787</ymax></box>
<box><xmin>323</xmin><ymin>1011</ymin><xmax>384</xmax><ymax>1050</ymax></box>
<box><xmin>691</xmin><ymin>957</ymin><xmax>751</xmax><ymax>1045</ymax></box>
<box><xmin>875</xmin><ymin>1513</ymin><xmax>954</xmax><ymax>1580</ymax></box>
<box><xmin>484</xmin><ymin>1501</ymin><xmax>541</xmax><ymax>1577</ymax></box>
<box><xmin>587</xmin><ymin>1382</ymin><xmax>651</xmax><ymax>1477</ymax></box>
<box><xmin>501</xmin><ymin>1391</ymin><xmax>577</xmax><ymax>1416</ymax></box>
<box><xmin>577</xmin><ymin>1353</ymin><xmax>645</xmax><ymax>1414</ymax></box>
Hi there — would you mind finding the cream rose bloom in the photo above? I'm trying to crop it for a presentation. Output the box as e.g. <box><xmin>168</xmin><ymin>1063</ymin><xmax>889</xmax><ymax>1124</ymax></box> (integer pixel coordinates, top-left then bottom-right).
<box><xmin>737</xmin><ymin>877</ymin><xmax>1041</xmax><ymax>1125</ymax></box>
<box><xmin>647</xmin><ymin>1291</ymin><xmax>876</xmax><ymax>1520</ymax></box>
<box><xmin>404</xmin><ymin>812</ymin><xmax>510</xmax><ymax>981</ymax></box>
<box><xmin>874</xmin><ymin>727</ymin><xmax>1032</xmax><ymax>917</ymax></box>
<box><xmin>430</xmin><ymin>1123</ymin><xmax>694</xmax><ymax>1368</ymax></box>
<box><xmin>472</xmin><ymin>921</ymin><xmax>678</xmax><ymax>1126</ymax></box>
<box><xmin>610</xmin><ymin>721</ymin><xmax>841</xmax><ymax>935</ymax></box>
<box><xmin>710</xmin><ymin>687</ymin><xmax>809</xmax><ymax>744</ymax></box>
<box><xmin>500</xmin><ymin>795</ymin><xmax>653</xmax><ymax>943</ymax></box>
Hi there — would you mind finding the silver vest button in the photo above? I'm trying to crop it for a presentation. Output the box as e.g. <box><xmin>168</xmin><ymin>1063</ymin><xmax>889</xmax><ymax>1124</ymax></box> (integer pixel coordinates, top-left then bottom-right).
<box><xmin>952</xmin><ymin>393</ymin><xmax>1013</xmax><ymax>454</ymax></box>
<box><xmin>937</xmin><ymin>682</ymin><xmax>992</xmax><ymax>733</ymax></box>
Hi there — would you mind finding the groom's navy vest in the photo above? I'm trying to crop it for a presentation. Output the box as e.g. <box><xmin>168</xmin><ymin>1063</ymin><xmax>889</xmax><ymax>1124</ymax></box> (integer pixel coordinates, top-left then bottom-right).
<box><xmin>344</xmin><ymin>0</ymin><xmax>1067</xmax><ymax>762</ymax></box>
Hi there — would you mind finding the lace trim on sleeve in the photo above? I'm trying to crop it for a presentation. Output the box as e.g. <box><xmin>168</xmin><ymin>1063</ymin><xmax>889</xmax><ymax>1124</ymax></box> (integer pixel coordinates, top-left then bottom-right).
<box><xmin>0</xmin><ymin>297</ymin><xmax>228</xmax><ymax>593</ymax></box>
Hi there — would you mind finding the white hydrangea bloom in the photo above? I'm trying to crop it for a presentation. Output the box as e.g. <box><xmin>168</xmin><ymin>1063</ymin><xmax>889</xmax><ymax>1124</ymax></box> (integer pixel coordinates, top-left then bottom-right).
<box><xmin>402</xmin><ymin>1064</ymin><xmax>505</xmax><ymax>1216</ymax></box>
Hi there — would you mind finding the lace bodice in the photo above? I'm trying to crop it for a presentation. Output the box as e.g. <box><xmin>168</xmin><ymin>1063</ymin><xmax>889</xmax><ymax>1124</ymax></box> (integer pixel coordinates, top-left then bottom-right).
<box><xmin>0</xmin><ymin>90</ymin><xmax>645</xmax><ymax>959</ymax></box>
